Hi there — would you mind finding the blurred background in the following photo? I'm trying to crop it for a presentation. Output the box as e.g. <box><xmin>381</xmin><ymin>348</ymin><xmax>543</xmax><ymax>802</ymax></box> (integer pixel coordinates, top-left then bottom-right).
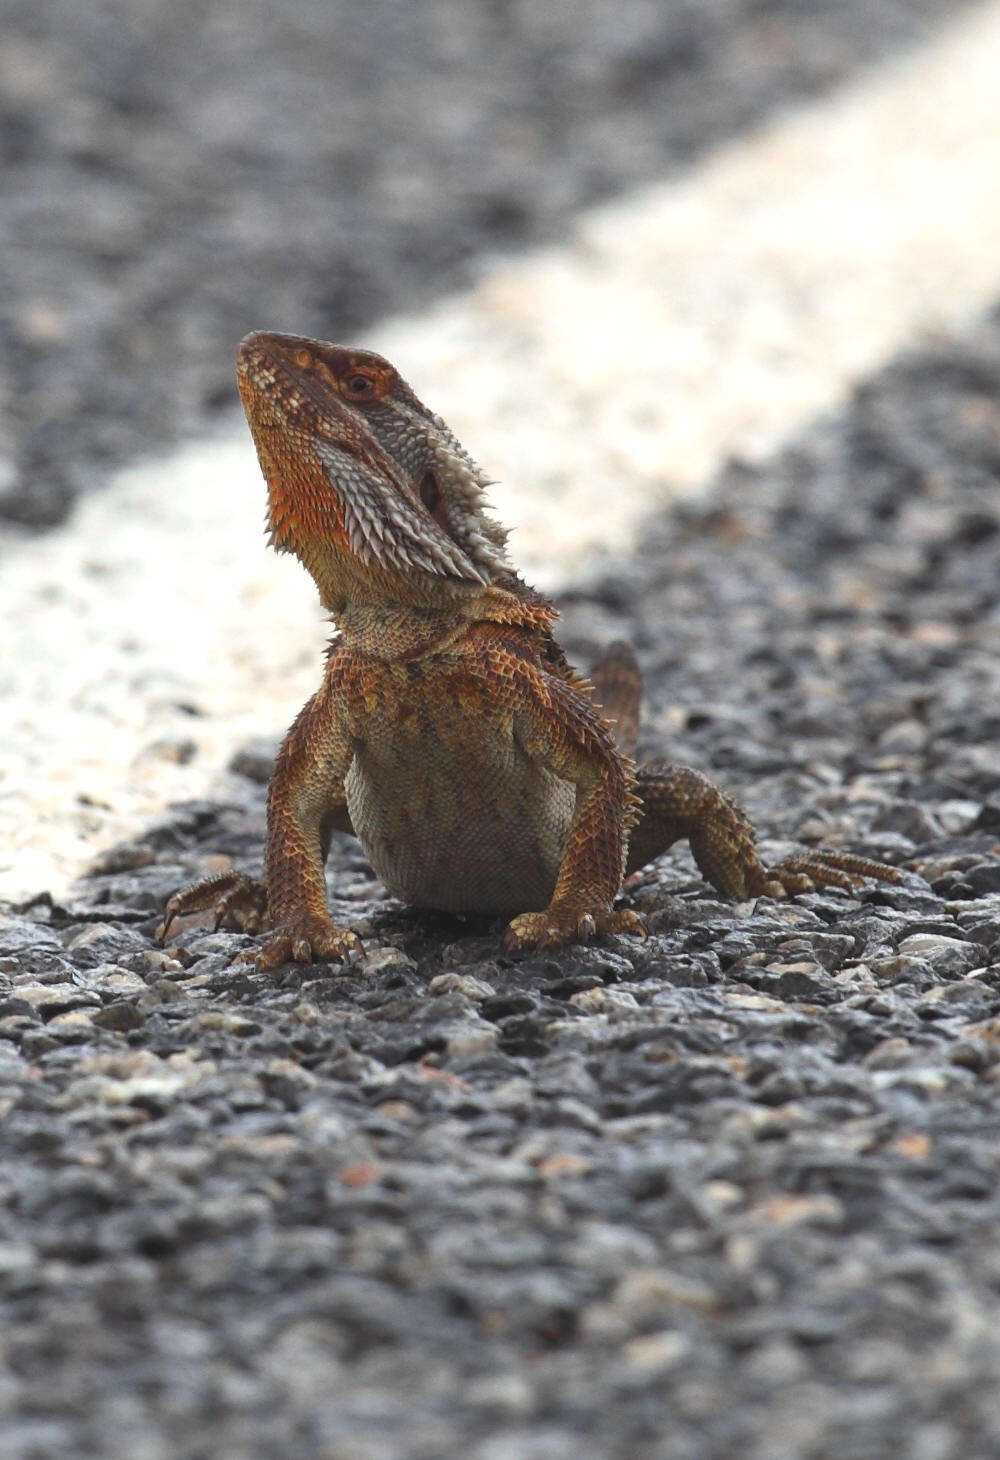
<box><xmin>0</xmin><ymin>0</ymin><xmax>971</xmax><ymax>528</ymax></box>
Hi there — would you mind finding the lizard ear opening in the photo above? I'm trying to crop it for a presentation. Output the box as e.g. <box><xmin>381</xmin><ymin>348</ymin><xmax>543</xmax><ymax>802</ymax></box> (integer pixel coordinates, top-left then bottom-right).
<box><xmin>419</xmin><ymin>469</ymin><xmax>441</xmax><ymax>514</ymax></box>
<box><xmin>418</xmin><ymin>468</ymin><xmax>459</xmax><ymax>543</ymax></box>
<box><xmin>315</xmin><ymin>439</ymin><xmax>487</xmax><ymax>584</ymax></box>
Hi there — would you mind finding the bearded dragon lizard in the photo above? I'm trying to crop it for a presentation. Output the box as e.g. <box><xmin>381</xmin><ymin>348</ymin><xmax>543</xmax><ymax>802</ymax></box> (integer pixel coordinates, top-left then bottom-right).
<box><xmin>161</xmin><ymin>332</ymin><xmax>898</xmax><ymax>970</ymax></box>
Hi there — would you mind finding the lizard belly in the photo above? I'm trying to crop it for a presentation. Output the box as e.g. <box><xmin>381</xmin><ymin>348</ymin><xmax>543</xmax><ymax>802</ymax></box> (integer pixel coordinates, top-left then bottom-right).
<box><xmin>344</xmin><ymin>721</ymin><xmax>575</xmax><ymax>915</ymax></box>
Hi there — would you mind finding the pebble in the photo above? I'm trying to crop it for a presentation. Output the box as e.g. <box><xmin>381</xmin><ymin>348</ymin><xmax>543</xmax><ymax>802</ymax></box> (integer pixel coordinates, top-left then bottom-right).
<box><xmin>623</xmin><ymin>1330</ymin><xmax>691</xmax><ymax>1372</ymax></box>
<box><xmin>65</xmin><ymin>923</ymin><xmax>148</xmax><ymax>968</ymax></box>
<box><xmin>361</xmin><ymin>948</ymin><xmax>419</xmax><ymax>977</ymax></box>
<box><xmin>896</xmin><ymin>935</ymin><xmax>987</xmax><ymax>977</ymax></box>
<box><xmin>568</xmin><ymin>986</ymin><xmax>640</xmax><ymax>1014</ymax></box>
<box><xmin>10</xmin><ymin>983</ymin><xmax>101</xmax><ymax>1017</ymax></box>
<box><xmin>427</xmin><ymin>972</ymin><xmax>497</xmax><ymax>1000</ymax></box>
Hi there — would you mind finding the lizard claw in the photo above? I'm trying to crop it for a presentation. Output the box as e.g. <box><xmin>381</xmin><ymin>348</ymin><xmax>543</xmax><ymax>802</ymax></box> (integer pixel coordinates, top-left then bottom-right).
<box><xmin>159</xmin><ymin>872</ymin><xmax>270</xmax><ymax>941</ymax></box>
<box><xmin>503</xmin><ymin>903</ymin><xmax>646</xmax><ymax>954</ymax></box>
<box><xmin>163</xmin><ymin>875</ymin><xmax>362</xmax><ymax>971</ymax></box>
<box><xmin>239</xmin><ymin>918</ymin><xmax>364</xmax><ymax>972</ymax></box>
<box><xmin>747</xmin><ymin>850</ymin><xmax>901</xmax><ymax>899</ymax></box>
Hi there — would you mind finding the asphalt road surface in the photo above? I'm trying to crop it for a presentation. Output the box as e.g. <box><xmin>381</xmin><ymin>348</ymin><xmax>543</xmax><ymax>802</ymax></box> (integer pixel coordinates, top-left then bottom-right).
<box><xmin>2</xmin><ymin>4</ymin><xmax>1000</xmax><ymax>1457</ymax></box>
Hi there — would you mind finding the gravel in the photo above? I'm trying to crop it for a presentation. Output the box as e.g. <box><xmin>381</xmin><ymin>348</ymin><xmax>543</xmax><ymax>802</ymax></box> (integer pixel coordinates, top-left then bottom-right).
<box><xmin>4</xmin><ymin>2</ymin><xmax>1000</xmax><ymax>1453</ymax></box>
<box><xmin>3</xmin><ymin>304</ymin><xmax>1000</xmax><ymax>1456</ymax></box>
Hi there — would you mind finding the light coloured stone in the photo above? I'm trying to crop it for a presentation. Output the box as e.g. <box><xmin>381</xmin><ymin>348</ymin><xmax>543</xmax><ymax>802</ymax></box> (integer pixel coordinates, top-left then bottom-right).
<box><xmin>427</xmin><ymin>971</ymin><xmax>496</xmax><ymax>1000</ymax></box>
<box><xmin>361</xmin><ymin>947</ymin><xmax>418</xmax><ymax>976</ymax></box>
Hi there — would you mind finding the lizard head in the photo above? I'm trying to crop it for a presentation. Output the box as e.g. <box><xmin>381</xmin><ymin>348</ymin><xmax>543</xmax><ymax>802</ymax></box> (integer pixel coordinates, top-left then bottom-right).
<box><xmin>236</xmin><ymin>331</ymin><xmax>510</xmax><ymax>611</ymax></box>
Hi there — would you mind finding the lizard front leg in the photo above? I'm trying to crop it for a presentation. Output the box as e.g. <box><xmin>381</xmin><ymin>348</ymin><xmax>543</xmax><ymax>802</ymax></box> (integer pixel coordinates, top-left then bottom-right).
<box><xmin>160</xmin><ymin>791</ymin><xmax>354</xmax><ymax>946</ymax></box>
<box><xmin>163</xmin><ymin>672</ymin><xmax>361</xmax><ymax>969</ymax></box>
<box><xmin>499</xmin><ymin>655</ymin><xmax>645</xmax><ymax>953</ymax></box>
<box><xmin>248</xmin><ymin>675</ymin><xmax>362</xmax><ymax>971</ymax></box>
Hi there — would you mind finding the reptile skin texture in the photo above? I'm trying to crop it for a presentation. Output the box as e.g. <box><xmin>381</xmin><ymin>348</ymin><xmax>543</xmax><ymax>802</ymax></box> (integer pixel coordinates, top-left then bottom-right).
<box><xmin>161</xmin><ymin>332</ymin><xmax>900</xmax><ymax>970</ymax></box>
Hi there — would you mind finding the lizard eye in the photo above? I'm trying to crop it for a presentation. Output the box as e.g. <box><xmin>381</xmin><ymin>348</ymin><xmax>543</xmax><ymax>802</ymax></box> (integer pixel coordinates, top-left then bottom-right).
<box><xmin>342</xmin><ymin>372</ymin><xmax>377</xmax><ymax>400</ymax></box>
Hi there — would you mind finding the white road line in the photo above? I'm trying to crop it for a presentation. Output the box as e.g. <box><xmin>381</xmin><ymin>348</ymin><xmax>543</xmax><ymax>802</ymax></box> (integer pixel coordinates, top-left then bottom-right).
<box><xmin>4</xmin><ymin>0</ymin><xmax>1000</xmax><ymax>899</ymax></box>
<box><xmin>378</xmin><ymin>0</ymin><xmax>1000</xmax><ymax>569</ymax></box>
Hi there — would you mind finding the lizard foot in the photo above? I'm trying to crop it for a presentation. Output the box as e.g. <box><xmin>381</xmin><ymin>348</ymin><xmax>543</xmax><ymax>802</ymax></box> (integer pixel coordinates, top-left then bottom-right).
<box><xmin>747</xmin><ymin>850</ymin><xmax>902</xmax><ymax>899</ymax></box>
<box><xmin>237</xmin><ymin>917</ymin><xmax>364</xmax><ymax>972</ymax></box>
<box><xmin>503</xmin><ymin>904</ymin><xmax>647</xmax><ymax>954</ymax></box>
<box><xmin>159</xmin><ymin>872</ymin><xmax>270</xmax><ymax>941</ymax></box>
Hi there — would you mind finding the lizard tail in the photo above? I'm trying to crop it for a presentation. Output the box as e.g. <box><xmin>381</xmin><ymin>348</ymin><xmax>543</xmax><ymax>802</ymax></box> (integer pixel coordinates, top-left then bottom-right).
<box><xmin>590</xmin><ymin>640</ymin><xmax>642</xmax><ymax>757</ymax></box>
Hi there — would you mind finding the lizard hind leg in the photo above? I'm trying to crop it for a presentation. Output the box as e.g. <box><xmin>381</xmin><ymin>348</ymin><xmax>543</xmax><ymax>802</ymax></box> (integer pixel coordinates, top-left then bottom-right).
<box><xmin>627</xmin><ymin>760</ymin><xmax>902</xmax><ymax>897</ymax></box>
<box><xmin>589</xmin><ymin>640</ymin><xmax>642</xmax><ymax>757</ymax></box>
